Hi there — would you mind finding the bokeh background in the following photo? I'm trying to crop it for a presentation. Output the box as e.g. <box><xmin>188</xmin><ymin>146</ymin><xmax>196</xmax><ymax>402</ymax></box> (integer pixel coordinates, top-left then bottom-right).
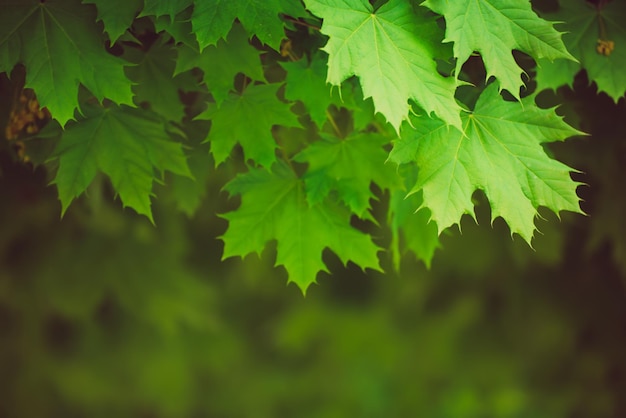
<box><xmin>1</xmin><ymin>42</ymin><xmax>626</xmax><ymax>418</ymax></box>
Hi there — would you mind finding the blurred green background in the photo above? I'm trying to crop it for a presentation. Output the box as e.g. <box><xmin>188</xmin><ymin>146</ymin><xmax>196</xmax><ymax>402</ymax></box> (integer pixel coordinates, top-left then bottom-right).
<box><xmin>1</xmin><ymin>68</ymin><xmax>626</xmax><ymax>417</ymax></box>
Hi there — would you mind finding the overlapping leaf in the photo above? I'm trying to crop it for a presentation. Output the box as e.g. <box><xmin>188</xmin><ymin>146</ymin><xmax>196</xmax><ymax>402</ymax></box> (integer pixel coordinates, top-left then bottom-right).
<box><xmin>175</xmin><ymin>24</ymin><xmax>265</xmax><ymax>106</ymax></box>
<box><xmin>140</xmin><ymin>0</ymin><xmax>193</xmax><ymax>19</ymax></box>
<box><xmin>536</xmin><ymin>1</ymin><xmax>626</xmax><ymax>102</ymax></box>
<box><xmin>191</xmin><ymin>0</ymin><xmax>308</xmax><ymax>50</ymax></box>
<box><xmin>280</xmin><ymin>54</ymin><xmax>341</xmax><ymax>128</ymax></box>
<box><xmin>304</xmin><ymin>0</ymin><xmax>461</xmax><ymax>132</ymax></box>
<box><xmin>126</xmin><ymin>38</ymin><xmax>199</xmax><ymax>122</ymax></box>
<box><xmin>54</xmin><ymin>103</ymin><xmax>191</xmax><ymax>221</ymax></box>
<box><xmin>388</xmin><ymin>165</ymin><xmax>440</xmax><ymax>270</ymax></box>
<box><xmin>0</xmin><ymin>0</ymin><xmax>133</xmax><ymax>125</ymax></box>
<box><xmin>198</xmin><ymin>83</ymin><xmax>300</xmax><ymax>167</ymax></box>
<box><xmin>423</xmin><ymin>0</ymin><xmax>575</xmax><ymax>99</ymax></box>
<box><xmin>164</xmin><ymin>121</ymin><xmax>214</xmax><ymax>217</ymax></box>
<box><xmin>389</xmin><ymin>84</ymin><xmax>583</xmax><ymax>243</ymax></box>
<box><xmin>83</xmin><ymin>0</ymin><xmax>142</xmax><ymax>42</ymax></box>
<box><xmin>221</xmin><ymin>163</ymin><xmax>381</xmax><ymax>293</ymax></box>
<box><xmin>294</xmin><ymin>132</ymin><xmax>400</xmax><ymax>218</ymax></box>
<box><xmin>191</xmin><ymin>0</ymin><xmax>237</xmax><ymax>48</ymax></box>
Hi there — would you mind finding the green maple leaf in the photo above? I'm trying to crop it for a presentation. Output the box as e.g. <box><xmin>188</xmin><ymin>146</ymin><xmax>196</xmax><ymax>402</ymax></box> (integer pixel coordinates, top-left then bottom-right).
<box><xmin>140</xmin><ymin>0</ymin><xmax>193</xmax><ymax>19</ymax></box>
<box><xmin>337</xmin><ymin>79</ymin><xmax>377</xmax><ymax>131</ymax></box>
<box><xmin>294</xmin><ymin>132</ymin><xmax>400</xmax><ymax>218</ymax></box>
<box><xmin>191</xmin><ymin>0</ymin><xmax>237</xmax><ymax>49</ymax></box>
<box><xmin>152</xmin><ymin>7</ymin><xmax>198</xmax><ymax>48</ymax></box>
<box><xmin>536</xmin><ymin>1</ymin><xmax>626</xmax><ymax>102</ymax></box>
<box><xmin>534</xmin><ymin>58</ymin><xmax>580</xmax><ymax>93</ymax></box>
<box><xmin>164</xmin><ymin>121</ymin><xmax>213</xmax><ymax>217</ymax></box>
<box><xmin>175</xmin><ymin>23</ymin><xmax>265</xmax><ymax>106</ymax></box>
<box><xmin>388</xmin><ymin>164</ymin><xmax>440</xmax><ymax>270</ymax></box>
<box><xmin>423</xmin><ymin>0</ymin><xmax>575</xmax><ymax>99</ymax></box>
<box><xmin>167</xmin><ymin>148</ymin><xmax>213</xmax><ymax>217</ymax></box>
<box><xmin>190</xmin><ymin>0</ymin><xmax>308</xmax><ymax>50</ymax></box>
<box><xmin>280</xmin><ymin>53</ymin><xmax>344</xmax><ymax>128</ymax></box>
<box><xmin>125</xmin><ymin>37</ymin><xmax>198</xmax><ymax>122</ymax></box>
<box><xmin>54</xmin><ymin>103</ymin><xmax>191</xmax><ymax>222</ymax></box>
<box><xmin>221</xmin><ymin>163</ymin><xmax>381</xmax><ymax>293</ymax></box>
<box><xmin>0</xmin><ymin>0</ymin><xmax>133</xmax><ymax>126</ymax></box>
<box><xmin>389</xmin><ymin>84</ymin><xmax>583</xmax><ymax>244</ymax></box>
<box><xmin>304</xmin><ymin>0</ymin><xmax>461</xmax><ymax>133</ymax></box>
<box><xmin>198</xmin><ymin>83</ymin><xmax>300</xmax><ymax>168</ymax></box>
<box><xmin>82</xmin><ymin>0</ymin><xmax>142</xmax><ymax>43</ymax></box>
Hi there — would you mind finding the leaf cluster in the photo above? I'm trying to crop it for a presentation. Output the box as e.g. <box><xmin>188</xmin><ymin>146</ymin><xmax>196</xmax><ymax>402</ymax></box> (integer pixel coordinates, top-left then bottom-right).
<box><xmin>0</xmin><ymin>0</ymin><xmax>614</xmax><ymax>292</ymax></box>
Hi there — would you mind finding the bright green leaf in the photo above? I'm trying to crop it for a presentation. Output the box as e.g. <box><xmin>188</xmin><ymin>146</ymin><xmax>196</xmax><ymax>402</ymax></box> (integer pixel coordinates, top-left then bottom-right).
<box><xmin>294</xmin><ymin>132</ymin><xmax>400</xmax><ymax>218</ymax></box>
<box><xmin>280</xmin><ymin>53</ymin><xmax>342</xmax><ymax>128</ymax></box>
<box><xmin>221</xmin><ymin>162</ymin><xmax>381</xmax><ymax>293</ymax></box>
<box><xmin>423</xmin><ymin>0</ymin><xmax>575</xmax><ymax>99</ymax></box>
<box><xmin>388</xmin><ymin>165</ymin><xmax>440</xmax><ymax>270</ymax></box>
<box><xmin>389</xmin><ymin>83</ymin><xmax>583</xmax><ymax>243</ymax></box>
<box><xmin>304</xmin><ymin>0</ymin><xmax>461</xmax><ymax>132</ymax></box>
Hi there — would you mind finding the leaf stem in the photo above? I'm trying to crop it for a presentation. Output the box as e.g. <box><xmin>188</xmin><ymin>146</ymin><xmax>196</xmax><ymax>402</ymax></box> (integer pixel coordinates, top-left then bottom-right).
<box><xmin>597</xmin><ymin>12</ymin><xmax>608</xmax><ymax>40</ymax></box>
<box><xmin>326</xmin><ymin>109</ymin><xmax>343</xmax><ymax>138</ymax></box>
<box><xmin>283</xmin><ymin>17</ymin><xmax>321</xmax><ymax>31</ymax></box>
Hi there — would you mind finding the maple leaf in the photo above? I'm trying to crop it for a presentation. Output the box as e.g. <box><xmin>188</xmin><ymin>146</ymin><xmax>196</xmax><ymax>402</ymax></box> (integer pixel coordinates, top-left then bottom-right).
<box><xmin>125</xmin><ymin>37</ymin><xmax>198</xmax><ymax>122</ymax></box>
<box><xmin>167</xmin><ymin>150</ymin><xmax>213</xmax><ymax>217</ymax></box>
<box><xmin>534</xmin><ymin>58</ymin><xmax>580</xmax><ymax>93</ymax></box>
<box><xmin>164</xmin><ymin>121</ymin><xmax>213</xmax><ymax>217</ymax></box>
<box><xmin>388</xmin><ymin>165</ymin><xmax>440</xmax><ymax>270</ymax></box>
<box><xmin>139</xmin><ymin>0</ymin><xmax>193</xmax><ymax>19</ymax></box>
<box><xmin>221</xmin><ymin>163</ymin><xmax>381</xmax><ymax>293</ymax></box>
<box><xmin>153</xmin><ymin>10</ymin><xmax>199</xmax><ymax>49</ymax></box>
<box><xmin>0</xmin><ymin>0</ymin><xmax>133</xmax><ymax>125</ymax></box>
<box><xmin>338</xmin><ymin>79</ymin><xmax>377</xmax><ymax>131</ymax></box>
<box><xmin>198</xmin><ymin>83</ymin><xmax>300</xmax><ymax>168</ymax></box>
<box><xmin>281</xmin><ymin>54</ymin><xmax>376</xmax><ymax>130</ymax></box>
<box><xmin>280</xmin><ymin>54</ymin><xmax>341</xmax><ymax>128</ymax></box>
<box><xmin>304</xmin><ymin>0</ymin><xmax>461</xmax><ymax>132</ymax></box>
<box><xmin>175</xmin><ymin>23</ymin><xmax>265</xmax><ymax>106</ymax></box>
<box><xmin>54</xmin><ymin>103</ymin><xmax>191</xmax><ymax>222</ymax></box>
<box><xmin>389</xmin><ymin>84</ymin><xmax>583</xmax><ymax>244</ymax></box>
<box><xmin>190</xmin><ymin>0</ymin><xmax>308</xmax><ymax>50</ymax></box>
<box><xmin>423</xmin><ymin>0</ymin><xmax>575</xmax><ymax>100</ymax></box>
<box><xmin>82</xmin><ymin>0</ymin><xmax>142</xmax><ymax>43</ymax></box>
<box><xmin>294</xmin><ymin>132</ymin><xmax>400</xmax><ymax>218</ymax></box>
<box><xmin>191</xmin><ymin>0</ymin><xmax>237</xmax><ymax>49</ymax></box>
<box><xmin>536</xmin><ymin>1</ymin><xmax>626</xmax><ymax>102</ymax></box>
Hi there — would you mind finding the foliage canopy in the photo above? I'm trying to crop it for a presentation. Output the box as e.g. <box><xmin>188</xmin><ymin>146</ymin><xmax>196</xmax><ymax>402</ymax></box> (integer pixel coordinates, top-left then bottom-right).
<box><xmin>2</xmin><ymin>0</ymin><xmax>624</xmax><ymax>292</ymax></box>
